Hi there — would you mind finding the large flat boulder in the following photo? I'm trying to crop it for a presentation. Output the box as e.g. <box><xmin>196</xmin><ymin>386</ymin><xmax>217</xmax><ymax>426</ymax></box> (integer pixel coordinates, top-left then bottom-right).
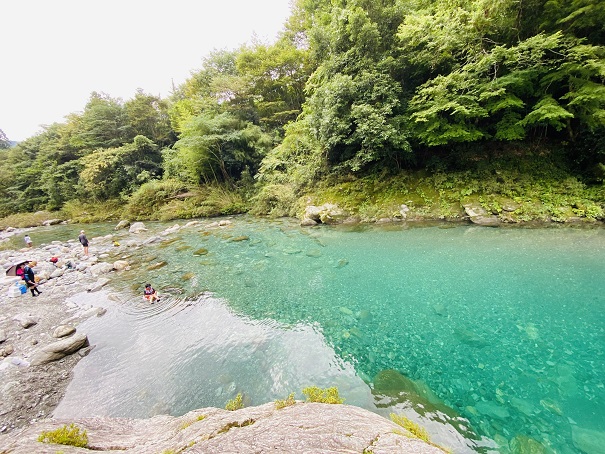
<box><xmin>0</xmin><ymin>402</ymin><xmax>443</xmax><ymax>453</ymax></box>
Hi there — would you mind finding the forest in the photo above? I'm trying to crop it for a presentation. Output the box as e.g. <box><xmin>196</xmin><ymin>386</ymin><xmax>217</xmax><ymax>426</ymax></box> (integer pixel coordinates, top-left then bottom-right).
<box><xmin>1</xmin><ymin>0</ymin><xmax>604</xmax><ymax>224</ymax></box>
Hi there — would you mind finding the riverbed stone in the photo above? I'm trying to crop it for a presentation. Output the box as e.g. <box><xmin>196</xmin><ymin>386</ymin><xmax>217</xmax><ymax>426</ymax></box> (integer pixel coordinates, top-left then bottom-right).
<box><xmin>12</xmin><ymin>314</ymin><xmax>38</xmax><ymax>329</ymax></box>
<box><xmin>90</xmin><ymin>262</ymin><xmax>114</xmax><ymax>277</ymax></box>
<box><xmin>53</xmin><ymin>325</ymin><xmax>76</xmax><ymax>338</ymax></box>
<box><xmin>0</xmin><ymin>344</ymin><xmax>14</xmax><ymax>357</ymax></box>
<box><xmin>129</xmin><ymin>222</ymin><xmax>147</xmax><ymax>233</ymax></box>
<box><xmin>463</xmin><ymin>203</ymin><xmax>500</xmax><ymax>226</ymax></box>
<box><xmin>572</xmin><ymin>426</ymin><xmax>605</xmax><ymax>454</ymax></box>
<box><xmin>147</xmin><ymin>261</ymin><xmax>168</xmax><ymax>270</ymax></box>
<box><xmin>113</xmin><ymin>260</ymin><xmax>129</xmax><ymax>271</ymax></box>
<box><xmin>161</xmin><ymin>224</ymin><xmax>181</xmax><ymax>235</ymax></box>
<box><xmin>49</xmin><ymin>268</ymin><xmax>64</xmax><ymax>278</ymax></box>
<box><xmin>80</xmin><ymin>307</ymin><xmax>107</xmax><ymax>319</ymax></box>
<box><xmin>302</xmin><ymin>203</ymin><xmax>348</xmax><ymax>225</ymax></box>
<box><xmin>115</xmin><ymin>220</ymin><xmax>130</xmax><ymax>230</ymax></box>
<box><xmin>42</xmin><ymin>219</ymin><xmax>62</xmax><ymax>226</ymax></box>
<box><xmin>29</xmin><ymin>333</ymin><xmax>89</xmax><ymax>366</ymax></box>
<box><xmin>0</xmin><ymin>328</ymin><xmax>7</xmax><ymax>343</ymax></box>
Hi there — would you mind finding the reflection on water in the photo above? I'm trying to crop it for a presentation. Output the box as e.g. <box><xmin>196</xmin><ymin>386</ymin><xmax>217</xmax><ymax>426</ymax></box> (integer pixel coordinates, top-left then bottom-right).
<box><xmin>53</xmin><ymin>217</ymin><xmax>605</xmax><ymax>453</ymax></box>
<box><xmin>54</xmin><ymin>290</ymin><xmax>374</xmax><ymax>423</ymax></box>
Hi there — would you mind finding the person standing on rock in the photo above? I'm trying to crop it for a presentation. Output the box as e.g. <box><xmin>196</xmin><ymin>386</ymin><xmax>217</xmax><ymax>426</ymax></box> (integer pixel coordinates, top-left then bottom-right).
<box><xmin>24</xmin><ymin>234</ymin><xmax>32</xmax><ymax>247</ymax></box>
<box><xmin>23</xmin><ymin>261</ymin><xmax>41</xmax><ymax>297</ymax></box>
<box><xmin>78</xmin><ymin>230</ymin><xmax>89</xmax><ymax>256</ymax></box>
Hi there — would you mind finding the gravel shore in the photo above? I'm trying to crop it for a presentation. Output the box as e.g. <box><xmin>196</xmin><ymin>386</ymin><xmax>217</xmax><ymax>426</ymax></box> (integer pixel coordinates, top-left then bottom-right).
<box><xmin>0</xmin><ymin>233</ymin><xmax>119</xmax><ymax>435</ymax></box>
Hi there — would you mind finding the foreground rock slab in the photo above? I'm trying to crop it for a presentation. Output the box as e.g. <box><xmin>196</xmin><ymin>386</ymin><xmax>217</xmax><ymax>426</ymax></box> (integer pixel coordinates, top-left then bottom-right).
<box><xmin>0</xmin><ymin>402</ymin><xmax>443</xmax><ymax>453</ymax></box>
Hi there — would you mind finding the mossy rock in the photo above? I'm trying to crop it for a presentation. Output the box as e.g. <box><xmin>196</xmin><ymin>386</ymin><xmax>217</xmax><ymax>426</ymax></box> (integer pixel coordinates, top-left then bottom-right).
<box><xmin>193</xmin><ymin>248</ymin><xmax>209</xmax><ymax>256</ymax></box>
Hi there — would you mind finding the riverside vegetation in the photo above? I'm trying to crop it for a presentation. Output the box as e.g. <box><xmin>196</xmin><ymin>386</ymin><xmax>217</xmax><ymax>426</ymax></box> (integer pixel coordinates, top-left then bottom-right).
<box><xmin>0</xmin><ymin>0</ymin><xmax>604</xmax><ymax>227</ymax></box>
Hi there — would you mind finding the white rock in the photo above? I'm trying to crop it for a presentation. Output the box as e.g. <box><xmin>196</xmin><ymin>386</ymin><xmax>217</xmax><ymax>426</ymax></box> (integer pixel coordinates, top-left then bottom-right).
<box><xmin>113</xmin><ymin>260</ymin><xmax>129</xmax><ymax>271</ymax></box>
<box><xmin>89</xmin><ymin>262</ymin><xmax>114</xmax><ymax>277</ymax></box>
<box><xmin>129</xmin><ymin>222</ymin><xmax>147</xmax><ymax>233</ymax></box>
<box><xmin>87</xmin><ymin>278</ymin><xmax>110</xmax><ymax>292</ymax></box>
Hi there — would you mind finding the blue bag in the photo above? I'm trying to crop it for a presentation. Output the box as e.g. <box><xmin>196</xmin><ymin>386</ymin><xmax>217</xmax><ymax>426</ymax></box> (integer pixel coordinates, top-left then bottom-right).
<box><xmin>19</xmin><ymin>284</ymin><xmax>27</xmax><ymax>294</ymax></box>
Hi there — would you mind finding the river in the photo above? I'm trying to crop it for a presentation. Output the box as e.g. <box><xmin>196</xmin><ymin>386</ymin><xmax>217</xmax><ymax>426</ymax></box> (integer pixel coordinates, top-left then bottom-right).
<box><xmin>22</xmin><ymin>217</ymin><xmax>604</xmax><ymax>453</ymax></box>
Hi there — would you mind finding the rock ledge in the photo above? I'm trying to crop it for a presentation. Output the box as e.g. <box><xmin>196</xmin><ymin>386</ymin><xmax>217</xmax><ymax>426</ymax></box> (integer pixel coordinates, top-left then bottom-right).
<box><xmin>0</xmin><ymin>402</ymin><xmax>443</xmax><ymax>453</ymax></box>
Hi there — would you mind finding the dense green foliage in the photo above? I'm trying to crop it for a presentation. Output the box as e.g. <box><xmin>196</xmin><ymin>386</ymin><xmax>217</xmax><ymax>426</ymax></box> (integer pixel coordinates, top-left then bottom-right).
<box><xmin>1</xmin><ymin>0</ymin><xmax>604</xmax><ymax>222</ymax></box>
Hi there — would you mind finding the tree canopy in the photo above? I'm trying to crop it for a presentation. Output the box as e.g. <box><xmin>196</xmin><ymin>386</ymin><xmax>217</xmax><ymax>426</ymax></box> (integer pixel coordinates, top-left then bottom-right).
<box><xmin>1</xmin><ymin>0</ymin><xmax>604</xmax><ymax>217</ymax></box>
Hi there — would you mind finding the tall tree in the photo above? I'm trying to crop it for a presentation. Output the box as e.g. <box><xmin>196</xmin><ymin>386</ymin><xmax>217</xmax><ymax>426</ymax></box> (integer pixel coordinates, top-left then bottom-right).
<box><xmin>0</xmin><ymin>129</ymin><xmax>10</xmax><ymax>149</ymax></box>
<box><xmin>124</xmin><ymin>89</ymin><xmax>175</xmax><ymax>147</ymax></box>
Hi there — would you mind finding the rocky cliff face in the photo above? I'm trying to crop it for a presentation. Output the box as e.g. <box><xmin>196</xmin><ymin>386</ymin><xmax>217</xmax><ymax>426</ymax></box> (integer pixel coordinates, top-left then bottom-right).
<box><xmin>0</xmin><ymin>402</ymin><xmax>444</xmax><ymax>453</ymax></box>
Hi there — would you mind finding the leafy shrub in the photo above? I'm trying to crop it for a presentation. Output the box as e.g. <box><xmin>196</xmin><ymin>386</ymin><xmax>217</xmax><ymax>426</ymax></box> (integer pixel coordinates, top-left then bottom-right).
<box><xmin>302</xmin><ymin>386</ymin><xmax>344</xmax><ymax>404</ymax></box>
<box><xmin>124</xmin><ymin>179</ymin><xmax>189</xmax><ymax>219</ymax></box>
<box><xmin>0</xmin><ymin>211</ymin><xmax>54</xmax><ymax>229</ymax></box>
<box><xmin>59</xmin><ymin>199</ymin><xmax>124</xmax><ymax>223</ymax></box>
<box><xmin>249</xmin><ymin>184</ymin><xmax>297</xmax><ymax>217</ymax></box>
<box><xmin>274</xmin><ymin>393</ymin><xmax>297</xmax><ymax>410</ymax></box>
<box><xmin>37</xmin><ymin>423</ymin><xmax>88</xmax><ymax>447</ymax></box>
<box><xmin>225</xmin><ymin>393</ymin><xmax>244</xmax><ymax>411</ymax></box>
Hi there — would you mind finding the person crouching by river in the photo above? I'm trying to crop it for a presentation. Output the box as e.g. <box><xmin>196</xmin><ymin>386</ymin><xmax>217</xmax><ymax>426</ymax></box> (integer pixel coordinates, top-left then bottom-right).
<box><xmin>23</xmin><ymin>261</ymin><xmax>41</xmax><ymax>297</ymax></box>
<box><xmin>78</xmin><ymin>230</ymin><xmax>89</xmax><ymax>256</ymax></box>
<box><xmin>144</xmin><ymin>284</ymin><xmax>160</xmax><ymax>303</ymax></box>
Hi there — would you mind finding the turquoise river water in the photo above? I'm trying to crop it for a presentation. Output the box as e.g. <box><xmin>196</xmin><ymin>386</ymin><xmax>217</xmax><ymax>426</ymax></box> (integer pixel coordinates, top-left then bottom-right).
<box><xmin>28</xmin><ymin>217</ymin><xmax>604</xmax><ymax>453</ymax></box>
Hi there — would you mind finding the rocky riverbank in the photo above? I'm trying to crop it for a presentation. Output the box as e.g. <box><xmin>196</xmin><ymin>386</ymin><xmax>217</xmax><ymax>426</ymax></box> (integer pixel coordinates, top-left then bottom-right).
<box><xmin>0</xmin><ymin>231</ymin><xmax>122</xmax><ymax>435</ymax></box>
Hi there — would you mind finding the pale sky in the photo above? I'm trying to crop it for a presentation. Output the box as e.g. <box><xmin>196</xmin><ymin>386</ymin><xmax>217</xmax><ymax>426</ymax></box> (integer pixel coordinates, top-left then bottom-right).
<box><xmin>1</xmin><ymin>0</ymin><xmax>293</xmax><ymax>141</ymax></box>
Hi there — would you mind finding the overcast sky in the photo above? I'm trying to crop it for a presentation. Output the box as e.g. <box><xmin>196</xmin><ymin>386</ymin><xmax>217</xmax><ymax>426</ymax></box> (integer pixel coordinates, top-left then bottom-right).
<box><xmin>1</xmin><ymin>0</ymin><xmax>293</xmax><ymax>141</ymax></box>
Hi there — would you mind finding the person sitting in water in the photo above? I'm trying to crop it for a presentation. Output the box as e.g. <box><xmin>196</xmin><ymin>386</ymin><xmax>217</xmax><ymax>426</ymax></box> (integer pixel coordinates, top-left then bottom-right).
<box><xmin>143</xmin><ymin>284</ymin><xmax>160</xmax><ymax>303</ymax></box>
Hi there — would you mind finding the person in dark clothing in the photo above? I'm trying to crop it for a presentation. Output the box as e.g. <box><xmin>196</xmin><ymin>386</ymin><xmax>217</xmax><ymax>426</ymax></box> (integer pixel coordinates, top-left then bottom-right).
<box><xmin>23</xmin><ymin>261</ymin><xmax>41</xmax><ymax>296</ymax></box>
<box><xmin>79</xmin><ymin>230</ymin><xmax>89</xmax><ymax>255</ymax></box>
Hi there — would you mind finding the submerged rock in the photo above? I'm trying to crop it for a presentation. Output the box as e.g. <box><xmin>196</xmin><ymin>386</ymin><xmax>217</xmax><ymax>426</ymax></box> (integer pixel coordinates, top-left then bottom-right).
<box><xmin>509</xmin><ymin>435</ymin><xmax>549</xmax><ymax>454</ymax></box>
<box><xmin>336</xmin><ymin>258</ymin><xmax>349</xmax><ymax>268</ymax></box>
<box><xmin>193</xmin><ymin>248</ymin><xmax>209</xmax><ymax>256</ymax></box>
<box><xmin>572</xmin><ymin>426</ymin><xmax>605</xmax><ymax>454</ymax></box>
<box><xmin>454</xmin><ymin>327</ymin><xmax>488</xmax><ymax>348</ymax></box>
<box><xmin>475</xmin><ymin>400</ymin><xmax>511</xmax><ymax>420</ymax></box>
<box><xmin>147</xmin><ymin>261</ymin><xmax>168</xmax><ymax>270</ymax></box>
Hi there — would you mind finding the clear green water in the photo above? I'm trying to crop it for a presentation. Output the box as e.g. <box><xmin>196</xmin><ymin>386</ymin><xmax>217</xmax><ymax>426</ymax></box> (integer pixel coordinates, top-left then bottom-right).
<box><xmin>51</xmin><ymin>218</ymin><xmax>605</xmax><ymax>452</ymax></box>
